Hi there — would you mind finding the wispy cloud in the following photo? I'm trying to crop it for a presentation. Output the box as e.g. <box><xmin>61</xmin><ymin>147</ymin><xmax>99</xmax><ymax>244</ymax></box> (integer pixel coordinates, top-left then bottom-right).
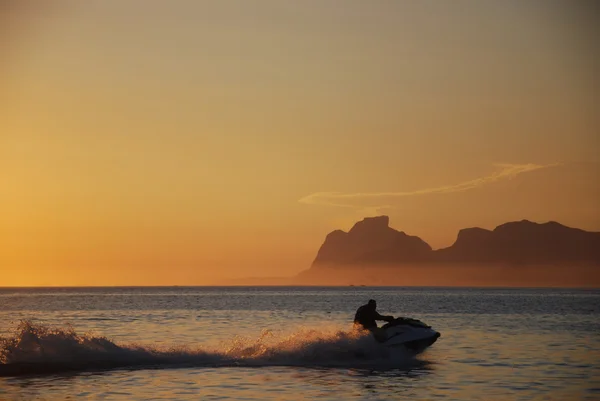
<box><xmin>299</xmin><ymin>163</ymin><xmax>557</xmax><ymax>212</ymax></box>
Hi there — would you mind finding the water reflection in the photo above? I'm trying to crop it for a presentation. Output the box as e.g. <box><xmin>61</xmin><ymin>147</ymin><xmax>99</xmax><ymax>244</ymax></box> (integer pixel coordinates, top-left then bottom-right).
<box><xmin>1</xmin><ymin>287</ymin><xmax>598</xmax><ymax>400</ymax></box>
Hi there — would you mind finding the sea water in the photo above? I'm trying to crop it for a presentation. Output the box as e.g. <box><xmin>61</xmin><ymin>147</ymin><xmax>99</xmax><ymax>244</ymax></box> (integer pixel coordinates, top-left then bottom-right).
<box><xmin>0</xmin><ymin>287</ymin><xmax>598</xmax><ymax>400</ymax></box>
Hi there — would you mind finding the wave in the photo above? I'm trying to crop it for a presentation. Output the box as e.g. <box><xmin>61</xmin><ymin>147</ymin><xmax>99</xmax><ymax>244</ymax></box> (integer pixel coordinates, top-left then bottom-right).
<box><xmin>0</xmin><ymin>321</ymin><xmax>425</xmax><ymax>377</ymax></box>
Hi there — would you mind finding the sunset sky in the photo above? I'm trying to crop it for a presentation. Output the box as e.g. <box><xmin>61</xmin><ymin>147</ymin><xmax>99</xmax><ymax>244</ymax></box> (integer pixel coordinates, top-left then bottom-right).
<box><xmin>1</xmin><ymin>1</ymin><xmax>598</xmax><ymax>286</ymax></box>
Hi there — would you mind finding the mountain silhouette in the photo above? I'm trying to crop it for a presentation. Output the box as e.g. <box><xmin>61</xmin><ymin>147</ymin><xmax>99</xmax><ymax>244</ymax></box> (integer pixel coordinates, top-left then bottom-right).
<box><xmin>312</xmin><ymin>216</ymin><xmax>432</xmax><ymax>266</ymax></box>
<box><xmin>308</xmin><ymin>216</ymin><xmax>600</xmax><ymax>270</ymax></box>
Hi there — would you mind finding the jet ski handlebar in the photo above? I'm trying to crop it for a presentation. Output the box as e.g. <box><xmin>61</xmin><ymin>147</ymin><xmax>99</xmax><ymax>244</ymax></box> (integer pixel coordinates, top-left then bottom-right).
<box><xmin>381</xmin><ymin>317</ymin><xmax>432</xmax><ymax>330</ymax></box>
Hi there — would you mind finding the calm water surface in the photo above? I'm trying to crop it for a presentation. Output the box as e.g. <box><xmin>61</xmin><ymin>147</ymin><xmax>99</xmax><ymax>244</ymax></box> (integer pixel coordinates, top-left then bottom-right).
<box><xmin>0</xmin><ymin>287</ymin><xmax>598</xmax><ymax>400</ymax></box>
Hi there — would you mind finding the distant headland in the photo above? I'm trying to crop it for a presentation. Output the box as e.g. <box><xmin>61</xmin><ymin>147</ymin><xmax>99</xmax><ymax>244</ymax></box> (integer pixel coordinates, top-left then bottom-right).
<box><xmin>295</xmin><ymin>216</ymin><xmax>600</xmax><ymax>287</ymax></box>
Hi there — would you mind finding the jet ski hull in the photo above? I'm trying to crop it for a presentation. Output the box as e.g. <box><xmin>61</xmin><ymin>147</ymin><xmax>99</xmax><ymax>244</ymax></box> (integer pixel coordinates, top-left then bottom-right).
<box><xmin>381</xmin><ymin>318</ymin><xmax>441</xmax><ymax>352</ymax></box>
<box><xmin>395</xmin><ymin>332</ymin><xmax>440</xmax><ymax>351</ymax></box>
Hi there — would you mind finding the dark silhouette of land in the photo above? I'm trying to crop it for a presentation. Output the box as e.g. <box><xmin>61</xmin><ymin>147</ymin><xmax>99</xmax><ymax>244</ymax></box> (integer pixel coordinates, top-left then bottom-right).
<box><xmin>296</xmin><ymin>216</ymin><xmax>600</xmax><ymax>287</ymax></box>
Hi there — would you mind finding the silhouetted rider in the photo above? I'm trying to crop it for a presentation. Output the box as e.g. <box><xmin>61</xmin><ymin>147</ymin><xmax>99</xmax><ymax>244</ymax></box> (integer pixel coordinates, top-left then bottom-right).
<box><xmin>353</xmin><ymin>299</ymin><xmax>394</xmax><ymax>331</ymax></box>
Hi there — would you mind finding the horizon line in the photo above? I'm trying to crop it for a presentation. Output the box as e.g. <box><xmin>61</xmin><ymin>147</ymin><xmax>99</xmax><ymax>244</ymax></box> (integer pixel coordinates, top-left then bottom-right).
<box><xmin>1</xmin><ymin>284</ymin><xmax>598</xmax><ymax>289</ymax></box>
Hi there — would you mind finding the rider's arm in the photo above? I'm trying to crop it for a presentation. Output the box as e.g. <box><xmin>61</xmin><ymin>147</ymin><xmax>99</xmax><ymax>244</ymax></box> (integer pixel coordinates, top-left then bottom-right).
<box><xmin>374</xmin><ymin>311</ymin><xmax>394</xmax><ymax>322</ymax></box>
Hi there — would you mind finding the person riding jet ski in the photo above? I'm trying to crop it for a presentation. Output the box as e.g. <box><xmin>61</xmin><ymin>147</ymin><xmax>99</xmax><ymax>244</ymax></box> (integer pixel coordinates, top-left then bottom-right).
<box><xmin>353</xmin><ymin>299</ymin><xmax>394</xmax><ymax>341</ymax></box>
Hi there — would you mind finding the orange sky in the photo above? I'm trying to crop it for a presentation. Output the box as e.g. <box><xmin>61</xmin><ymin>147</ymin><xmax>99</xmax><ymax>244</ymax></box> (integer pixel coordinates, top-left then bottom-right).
<box><xmin>1</xmin><ymin>1</ymin><xmax>599</xmax><ymax>286</ymax></box>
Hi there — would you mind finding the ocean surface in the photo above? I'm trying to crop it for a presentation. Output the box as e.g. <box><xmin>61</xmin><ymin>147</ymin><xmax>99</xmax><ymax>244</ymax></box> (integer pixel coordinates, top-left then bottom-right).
<box><xmin>0</xmin><ymin>287</ymin><xmax>598</xmax><ymax>400</ymax></box>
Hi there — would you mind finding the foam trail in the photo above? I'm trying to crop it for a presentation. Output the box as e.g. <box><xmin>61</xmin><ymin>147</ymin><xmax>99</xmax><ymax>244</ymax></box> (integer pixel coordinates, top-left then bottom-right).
<box><xmin>0</xmin><ymin>321</ymin><xmax>425</xmax><ymax>377</ymax></box>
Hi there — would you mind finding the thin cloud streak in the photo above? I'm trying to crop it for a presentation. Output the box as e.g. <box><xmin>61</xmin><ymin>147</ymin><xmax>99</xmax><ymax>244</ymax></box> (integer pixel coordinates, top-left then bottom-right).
<box><xmin>299</xmin><ymin>163</ymin><xmax>557</xmax><ymax>210</ymax></box>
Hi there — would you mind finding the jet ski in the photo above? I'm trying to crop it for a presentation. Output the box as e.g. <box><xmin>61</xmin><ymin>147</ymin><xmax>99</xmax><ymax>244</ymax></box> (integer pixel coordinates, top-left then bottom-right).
<box><xmin>380</xmin><ymin>317</ymin><xmax>441</xmax><ymax>351</ymax></box>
